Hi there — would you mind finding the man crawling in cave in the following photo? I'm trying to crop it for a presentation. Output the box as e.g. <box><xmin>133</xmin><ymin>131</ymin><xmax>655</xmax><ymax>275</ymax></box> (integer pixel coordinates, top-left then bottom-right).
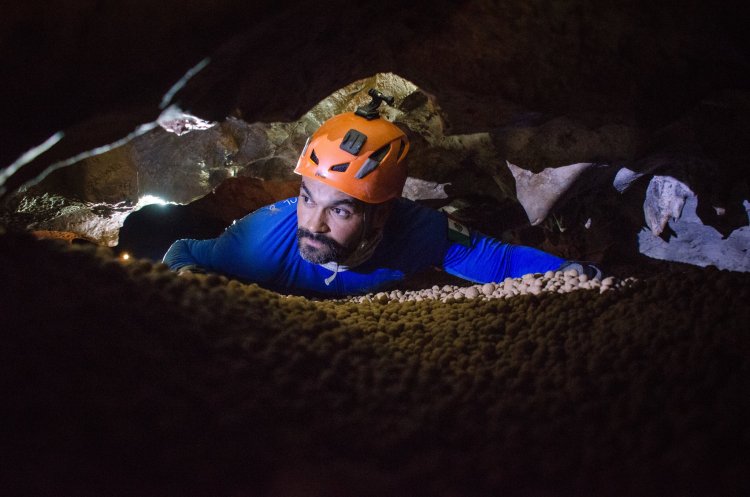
<box><xmin>163</xmin><ymin>90</ymin><xmax>599</xmax><ymax>297</ymax></box>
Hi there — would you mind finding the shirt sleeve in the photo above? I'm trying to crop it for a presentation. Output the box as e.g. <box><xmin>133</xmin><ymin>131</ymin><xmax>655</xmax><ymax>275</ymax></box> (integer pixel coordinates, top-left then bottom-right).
<box><xmin>442</xmin><ymin>229</ymin><xmax>565</xmax><ymax>283</ymax></box>
<box><xmin>161</xmin><ymin>198</ymin><xmax>298</xmax><ymax>283</ymax></box>
<box><xmin>162</xmin><ymin>237</ymin><xmax>217</xmax><ymax>271</ymax></box>
<box><xmin>162</xmin><ymin>219</ymin><xmax>260</xmax><ymax>278</ymax></box>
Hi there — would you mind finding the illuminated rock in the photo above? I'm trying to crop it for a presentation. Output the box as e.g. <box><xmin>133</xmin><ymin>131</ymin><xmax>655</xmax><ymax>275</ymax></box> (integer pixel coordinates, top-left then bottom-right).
<box><xmin>643</xmin><ymin>175</ymin><xmax>695</xmax><ymax>237</ymax></box>
<box><xmin>639</xmin><ymin>196</ymin><xmax>750</xmax><ymax>272</ymax></box>
<box><xmin>508</xmin><ymin>160</ymin><xmax>604</xmax><ymax>225</ymax></box>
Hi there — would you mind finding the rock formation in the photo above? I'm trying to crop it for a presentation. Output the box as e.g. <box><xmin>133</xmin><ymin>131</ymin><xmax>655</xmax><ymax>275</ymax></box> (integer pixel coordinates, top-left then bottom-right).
<box><xmin>2</xmin><ymin>229</ymin><xmax>749</xmax><ymax>496</ymax></box>
<box><xmin>2</xmin><ymin>0</ymin><xmax>748</xmax><ymax>271</ymax></box>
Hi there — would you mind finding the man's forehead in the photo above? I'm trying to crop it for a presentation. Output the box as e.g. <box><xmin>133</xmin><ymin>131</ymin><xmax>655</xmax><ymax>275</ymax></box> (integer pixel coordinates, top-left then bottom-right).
<box><xmin>300</xmin><ymin>178</ymin><xmax>359</xmax><ymax>204</ymax></box>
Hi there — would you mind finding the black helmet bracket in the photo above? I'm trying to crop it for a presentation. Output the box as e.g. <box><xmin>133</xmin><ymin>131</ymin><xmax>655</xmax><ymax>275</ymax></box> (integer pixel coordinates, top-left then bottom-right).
<box><xmin>355</xmin><ymin>88</ymin><xmax>395</xmax><ymax>120</ymax></box>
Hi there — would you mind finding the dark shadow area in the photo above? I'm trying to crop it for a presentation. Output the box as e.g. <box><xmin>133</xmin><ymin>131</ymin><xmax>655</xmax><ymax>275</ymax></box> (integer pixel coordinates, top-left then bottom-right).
<box><xmin>117</xmin><ymin>204</ymin><xmax>226</xmax><ymax>261</ymax></box>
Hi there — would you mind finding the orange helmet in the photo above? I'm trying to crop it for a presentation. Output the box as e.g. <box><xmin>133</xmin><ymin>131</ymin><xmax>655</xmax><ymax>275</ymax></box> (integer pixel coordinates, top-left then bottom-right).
<box><xmin>294</xmin><ymin>111</ymin><xmax>410</xmax><ymax>204</ymax></box>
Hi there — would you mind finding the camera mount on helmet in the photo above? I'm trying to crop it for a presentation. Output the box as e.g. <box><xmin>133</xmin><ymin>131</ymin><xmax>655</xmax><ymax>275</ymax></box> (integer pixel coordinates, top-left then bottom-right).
<box><xmin>355</xmin><ymin>89</ymin><xmax>395</xmax><ymax>120</ymax></box>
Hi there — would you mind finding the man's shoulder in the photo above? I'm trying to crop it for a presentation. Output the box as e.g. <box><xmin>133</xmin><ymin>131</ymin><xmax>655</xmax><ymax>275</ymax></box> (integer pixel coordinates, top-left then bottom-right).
<box><xmin>383</xmin><ymin>197</ymin><xmax>448</xmax><ymax>246</ymax></box>
<box><xmin>258</xmin><ymin>197</ymin><xmax>299</xmax><ymax>215</ymax></box>
<box><xmin>391</xmin><ymin>197</ymin><xmax>446</xmax><ymax>228</ymax></box>
<box><xmin>244</xmin><ymin>197</ymin><xmax>298</xmax><ymax>220</ymax></box>
<box><xmin>230</xmin><ymin>197</ymin><xmax>298</xmax><ymax>238</ymax></box>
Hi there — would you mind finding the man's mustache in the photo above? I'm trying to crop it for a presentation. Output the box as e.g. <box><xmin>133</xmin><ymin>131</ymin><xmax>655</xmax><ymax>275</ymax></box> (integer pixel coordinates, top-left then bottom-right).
<box><xmin>296</xmin><ymin>228</ymin><xmax>348</xmax><ymax>251</ymax></box>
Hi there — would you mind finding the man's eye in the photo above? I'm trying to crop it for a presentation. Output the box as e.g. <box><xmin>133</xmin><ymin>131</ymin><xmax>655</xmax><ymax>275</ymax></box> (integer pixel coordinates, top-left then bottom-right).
<box><xmin>300</xmin><ymin>194</ymin><xmax>312</xmax><ymax>204</ymax></box>
<box><xmin>332</xmin><ymin>207</ymin><xmax>351</xmax><ymax>218</ymax></box>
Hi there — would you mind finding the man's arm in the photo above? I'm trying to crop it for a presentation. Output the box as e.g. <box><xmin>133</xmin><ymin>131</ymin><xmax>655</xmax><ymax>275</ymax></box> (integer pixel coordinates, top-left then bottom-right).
<box><xmin>442</xmin><ymin>229</ymin><xmax>566</xmax><ymax>284</ymax></box>
<box><xmin>161</xmin><ymin>212</ymin><xmax>260</xmax><ymax>277</ymax></box>
<box><xmin>162</xmin><ymin>220</ymin><xmax>270</xmax><ymax>281</ymax></box>
<box><xmin>162</xmin><ymin>238</ymin><xmax>220</xmax><ymax>274</ymax></box>
<box><xmin>161</xmin><ymin>198</ymin><xmax>299</xmax><ymax>282</ymax></box>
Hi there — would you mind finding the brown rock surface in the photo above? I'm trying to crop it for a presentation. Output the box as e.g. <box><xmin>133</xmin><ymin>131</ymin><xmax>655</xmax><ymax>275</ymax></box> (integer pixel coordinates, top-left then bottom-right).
<box><xmin>2</xmin><ymin>229</ymin><xmax>749</xmax><ymax>496</ymax></box>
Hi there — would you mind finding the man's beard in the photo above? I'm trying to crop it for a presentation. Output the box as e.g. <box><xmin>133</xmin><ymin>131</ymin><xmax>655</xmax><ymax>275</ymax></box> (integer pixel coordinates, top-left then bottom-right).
<box><xmin>296</xmin><ymin>228</ymin><xmax>356</xmax><ymax>265</ymax></box>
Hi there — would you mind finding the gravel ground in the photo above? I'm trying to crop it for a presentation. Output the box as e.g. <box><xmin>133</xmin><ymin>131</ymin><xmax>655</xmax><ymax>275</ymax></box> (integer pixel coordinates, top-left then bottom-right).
<box><xmin>2</xmin><ymin>227</ymin><xmax>749</xmax><ymax>497</ymax></box>
<box><xmin>334</xmin><ymin>271</ymin><xmax>635</xmax><ymax>304</ymax></box>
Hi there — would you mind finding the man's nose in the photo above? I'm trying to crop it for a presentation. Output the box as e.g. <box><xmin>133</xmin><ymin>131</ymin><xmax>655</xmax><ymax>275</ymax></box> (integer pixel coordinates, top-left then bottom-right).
<box><xmin>301</xmin><ymin>207</ymin><xmax>328</xmax><ymax>233</ymax></box>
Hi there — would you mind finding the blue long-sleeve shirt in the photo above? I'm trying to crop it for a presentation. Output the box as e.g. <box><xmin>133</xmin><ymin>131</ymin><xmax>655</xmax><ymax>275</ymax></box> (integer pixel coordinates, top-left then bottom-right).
<box><xmin>163</xmin><ymin>196</ymin><xmax>565</xmax><ymax>297</ymax></box>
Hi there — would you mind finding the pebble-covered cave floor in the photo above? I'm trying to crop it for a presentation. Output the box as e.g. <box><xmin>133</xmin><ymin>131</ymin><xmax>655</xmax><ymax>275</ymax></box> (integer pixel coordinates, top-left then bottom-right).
<box><xmin>2</xmin><ymin>228</ymin><xmax>749</xmax><ymax>497</ymax></box>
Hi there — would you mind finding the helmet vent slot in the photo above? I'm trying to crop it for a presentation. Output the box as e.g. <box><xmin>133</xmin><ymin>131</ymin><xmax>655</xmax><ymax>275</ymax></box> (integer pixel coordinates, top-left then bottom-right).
<box><xmin>355</xmin><ymin>144</ymin><xmax>391</xmax><ymax>179</ymax></box>
<box><xmin>330</xmin><ymin>163</ymin><xmax>350</xmax><ymax>173</ymax></box>
<box><xmin>371</xmin><ymin>144</ymin><xmax>390</xmax><ymax>162</ymax></box>
<box><xmin>397</xmin><ymin>139</ymin><xmax>406</xmax><ymax>160</ymax></box>
<box><xmin>310</xmin><ymin>149</ymin><xmax>319</xmax><ymax>165</ymax></box>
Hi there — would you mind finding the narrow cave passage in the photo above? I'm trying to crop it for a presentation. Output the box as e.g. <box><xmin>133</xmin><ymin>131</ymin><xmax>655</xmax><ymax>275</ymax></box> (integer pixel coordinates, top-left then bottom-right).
<box><xmin>2</xmin><ymin>1</ymin><xmax>750</xmax><ymax>494</ymax></box>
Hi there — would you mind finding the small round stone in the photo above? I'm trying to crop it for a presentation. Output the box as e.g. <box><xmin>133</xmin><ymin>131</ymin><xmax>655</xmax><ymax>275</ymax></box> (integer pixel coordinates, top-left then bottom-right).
<box><xmin>463</xmin><ymin>287</ymin><xmax>480</xmax><ymax>298</ymax></box>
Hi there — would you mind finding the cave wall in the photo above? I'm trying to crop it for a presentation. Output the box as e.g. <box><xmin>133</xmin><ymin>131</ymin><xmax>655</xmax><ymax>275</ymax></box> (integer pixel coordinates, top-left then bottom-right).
<box><xmin>2</xmin><ymin>0</ymin><xmax>747</xmax><ymax>187</ymax></box>
<box><xmin>1</xmin><ymin>0</ymin><xmax>749</xmax><ymax>271</ymax></box>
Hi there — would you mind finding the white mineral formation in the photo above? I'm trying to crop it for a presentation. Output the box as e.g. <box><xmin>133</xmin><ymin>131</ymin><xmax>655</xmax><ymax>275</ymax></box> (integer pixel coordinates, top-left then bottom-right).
<box><xmin>507</xmin><ymin>161</ymin><xmax>599</xmax><ymax>225</ymax></box>
<box><xmin>157</xmin><ymin>105</ymin><xmax>216</xmax><ymax>136</ymax></box>
<box><xmin>643</xmin><ymin>175</ymin><xmax>695</xmax><ymax>236</ymax></box>
<box><xmin>612</xmin><ymin>166</ymin><xmax>644</xmax><ymax>193</ymax></box>
<box><xmin>639</xmin><ymin>195</ymin><xmax>750</xmax><ymax>272</ymax></box>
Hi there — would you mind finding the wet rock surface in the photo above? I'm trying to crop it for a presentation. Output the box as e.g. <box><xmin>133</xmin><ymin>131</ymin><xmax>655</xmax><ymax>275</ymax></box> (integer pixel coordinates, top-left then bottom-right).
<box><xmin>3</xmin><ymin>228</ymin><xmax>749</xmax><ymax>496</ymax></box>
